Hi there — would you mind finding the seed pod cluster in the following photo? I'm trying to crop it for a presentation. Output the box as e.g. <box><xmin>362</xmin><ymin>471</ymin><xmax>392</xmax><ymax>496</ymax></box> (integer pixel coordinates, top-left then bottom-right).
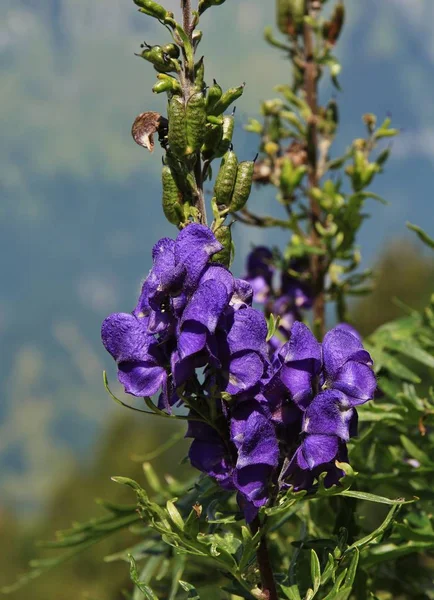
<box><xmin>153</xmin><ymin>74</ymin><xmax>181</xmax><ymax>95</ymax></box>
<box><xmin>213</xmin><ymin>150</ymin><xmax>254</xmax><ymax>212</ymax></box>
<box><xmin>137</xmin><ymin>44</ymin><xmax>178</xmax><ymax>73</ymax></box>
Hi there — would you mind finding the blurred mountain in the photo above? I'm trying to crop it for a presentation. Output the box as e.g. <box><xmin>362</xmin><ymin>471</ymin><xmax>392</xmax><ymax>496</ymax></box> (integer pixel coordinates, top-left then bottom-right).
<box><xmin>1</xmin><ymin>0</ymin><xmax>434</xmax><ymax>513</ymax></box>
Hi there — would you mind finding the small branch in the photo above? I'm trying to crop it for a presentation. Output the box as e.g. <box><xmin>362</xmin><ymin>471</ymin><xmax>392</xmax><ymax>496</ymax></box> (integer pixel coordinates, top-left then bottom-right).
<box><xmin>235</xmin><ymin>208</ymin><xmax>293</xmax><ymax>229</ymax></box>
<box><xmin>251</xmin><ymin>517</ymin><xmax>278</xmax><ymax>600</ymax></box>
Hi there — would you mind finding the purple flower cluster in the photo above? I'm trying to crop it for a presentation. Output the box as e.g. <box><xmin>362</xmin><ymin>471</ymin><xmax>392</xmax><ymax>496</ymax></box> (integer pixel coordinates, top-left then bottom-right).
<box><xmin>102</xmin><ymin>225</ymin><xmax>376</xmax><ymax>522</ymax></box>
<box><xmin>243</xmin><ymin>246</ymin><xmax>312</xmax><ymax>350</ymax></box>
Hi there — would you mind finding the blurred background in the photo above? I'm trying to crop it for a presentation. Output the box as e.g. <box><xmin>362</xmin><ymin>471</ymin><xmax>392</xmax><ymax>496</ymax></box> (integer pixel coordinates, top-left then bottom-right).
<box><xmin>1</xmin><ymin>0</ymin><xmax>434</xmax><ymax>597</ymax></box>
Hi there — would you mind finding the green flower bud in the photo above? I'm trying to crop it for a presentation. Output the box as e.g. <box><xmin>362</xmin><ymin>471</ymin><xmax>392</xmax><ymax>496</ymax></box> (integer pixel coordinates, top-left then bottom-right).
<box><xmin>277</xmin><ymin>0</ymin><xmax>305</xmax><ymax>36</ymax></box>
<box><xmin>134</xmin><ymin>0</ymin><xmax>168</xmax><ymax>20</ymax></box>
<box><xmin>162</xmin><ymin>165</ymin><xmax>184</xmax><ymax>226</ymax></box>
<box><xmin>211</xmin><ymin>225</ymin><xmax>233</xmax><ymax>267</ymax></box>
<box><xmin>168</xmin><ymin>96</ymin><xmax>188</xmax><ymax>158</ymax></box>
<box><xmin>206</xmin><ymin>79</ymin><xmax>223</xmax><ymax>113</ymax></box>
<box><xmin>186</xmin><ymin>92</ymin><xmax>207</xmax><ymax>155</ymax></box>
<box><xmin>214</xmin><ymin>149</ymin><xmax>238</xmax><ymax>207</ymax></box>
<box><xmin>198</xmin><ymin>0</ymin><xmax>227</xmax><ymax>16</ymax></box>
<box><xmin>229</xmin><ymin>160</ymin><xmax>254</xmax><ymax>212</ymax></box>
<box><xmin>208</xmin><ymin>83</ymin><xmax>245</xmax><ymax>116</ymax></box>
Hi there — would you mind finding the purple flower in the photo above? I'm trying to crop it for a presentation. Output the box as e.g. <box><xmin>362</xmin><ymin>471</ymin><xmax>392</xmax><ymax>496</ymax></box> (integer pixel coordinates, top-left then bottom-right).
<box><xmin>101</xmin><ymin>313</ymin><xmax>167</xmax><ymax>398</ymax></box>
<box><xmin>230</xmin><ymin>400</ymin><xmax>279</xmax><ymax>521</ymax></box>
<box><xmin>186</xmin><ymin>419</ymin><xmax>234</xmax><ymax>491</ymax></box>
<box><xmin>322</xmin><ymin>327</ymin><xmax>376</xmax><ymax>405</ymax></box>
<box><xmin>243</xmin><ymin>246</ymin><xmax>274</xmax><ymax>304</ymax></box>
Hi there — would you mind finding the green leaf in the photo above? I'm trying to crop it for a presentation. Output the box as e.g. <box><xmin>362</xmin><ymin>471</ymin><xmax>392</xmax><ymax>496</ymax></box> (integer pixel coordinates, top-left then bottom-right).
<box><xmin>179</xmin><ymin>580</ymin><xmax>201</xmax><ymax>599</ymax></box>
<box><xmin>339</xmin><ymin>490</ymin><xmax>411</xmax><ymax>505</ymax></box>
<box><xmin>280</xmin><ymin>583</ymin><xmax>302</xmax><ymax>600</ymax></box>
<box><xmin>166</xmin><ymin>500</ymin><xmax>185</xmax><ymax>530</ymax></box>
<box><xmin>343</xmin><ymin>548</ymin><xmax>359</xmax><ymax>588</ymax></box>
<box><xmin>347</xmin><ymin>505</ymin><xmax>401</xmax><ymax>552</ymax></box>
<box><xmin>400</xmin><ymin>435</ymin><xmax>434</xmax><ymax>467</ymax></box>
<box><xmin>310</xmin><ymin>549</ymin><xmax>321</xmax><ymax>594</ymax></box>
<box><xmin>128</xmin><ymin>554</ymin><xmax>159</xmax><ymax>600</ymax></box>
<box><xmin>407</xmin><ymin>222</ymin><xmax>434</xmax><ymax>249</ymax></box>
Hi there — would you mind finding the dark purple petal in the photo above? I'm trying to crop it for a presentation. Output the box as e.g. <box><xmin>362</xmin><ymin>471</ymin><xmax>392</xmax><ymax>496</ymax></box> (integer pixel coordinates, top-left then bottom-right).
<box><xmin>118</xmin><ymin>360</ymin><xmax>166</xmax><ymax>397</ymax></box>
<box><xmin>332</xmin><ymin>362</ymin><xmax>377</xmax><ymax>405</ymax></box>
<box><xmin>175</xmin><ymin>224</ymin><xmax>222</xmax><ymax>290</ymax></box>
<box><xmin>231</xmin><ymin>401</ymin><xmax>278</xmax><ymax>469</ymax></box>
<box><xmin>181</xmin><ymin>279</ymin><xmax>229</xmax><ymax>333</ymax></box>
<box><xmin>323</xmin><ymin>327</ymin><xmax>367</xmax><ymax>377</ymax></box>
<box><xmin>178</xmin><ymin>321</ymin><xmax>207</xmax><ymax>359</ymax></box>
<box><xmin>335</xmin><ymin>323</ymin><xmax>362</xmax><ymax>341</ymax></box>
<box><xmin>234</xmin><ymin>464</ymin><xmax>273</xmax><ymax>507</ymax></box>
<box><xmin>227</xmin><ymin>307</ymin><xmax>268</xmax><ymax>355</ymax></box>
<box><xmin>101</xmin><ymin>313</ymin><xmax>152</xmax><ymax>363</ymax></box>
<box><xmin>232</xmin><ymin>278</ymin><xmax>254</xmax><ymax>308</ymax></box>
<box><xmin>279</xmin><ymin>363</ymin><xmax>316</xmax><ymax>409</ymax></box>
<box><xmin>303</xmin><ymin>390</ymin><xmax>354</xmax><ymax>440</ymax></box>
<box><xmin>278</xmin><ymin>321</ymin><xmax>321</xmax><ymax>367</ymax></box>
<box><xmin>300</xmin><ymin>434</ymin><xmax>339</xmax><ymax>469</ymax></box>
<box><xmin>226</xmin><ymin>352</ymin><xmax>264</xmax><ymax>395</ymax></box>
<box><xmin>199</xmin><ymin>264</ymin><xmax>234</xmax><ymax>297</ymax></box>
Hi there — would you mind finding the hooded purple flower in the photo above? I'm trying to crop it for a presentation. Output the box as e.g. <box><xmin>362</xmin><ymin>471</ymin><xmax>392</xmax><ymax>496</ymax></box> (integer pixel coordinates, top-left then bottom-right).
<box><xmin>322</xmin><ymin>327</ymin><xmax>376</xmax><ymax>405</ymax></box>
<box><xmin>243</xmin><ymin>246</ymin><xmax>274</xmax><ymax>304</ymax></box>
<box><xmin>101</xmin><ymin>312</ymin><xmax>169</xmax><ymax>399</ymax></box>
<box><xmin>186</xmin><ymin>419</ymin><xmax>234</xmax><ymax>491</ymax></box>
<box><xmin>230</xmin><ymin>400</ymin><xmax>279</xmax><ymax>521</ymax></box>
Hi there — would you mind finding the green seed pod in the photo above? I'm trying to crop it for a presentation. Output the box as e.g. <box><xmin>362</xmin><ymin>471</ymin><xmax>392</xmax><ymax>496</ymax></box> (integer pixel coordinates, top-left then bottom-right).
<box><xmin>161</xmin><ymin>43</ymin><xmax>180</xmax><ymax>58</ymax></box>
<box><xmin>198</xmin><ymin>0</ymin><xmax>227</xmax><ymax>15</ymax></box>
<box><xmin>162</xmin><ymin>165</ymin><xmax>184</xmax><ymax>226</ymax></box>
<box><xmin>153</xmin><ymin>74</ymin><xmax>181</xmax><ymax>95</ymax></box>
<box><xmin>166</xmin><ymin>153</ymin><xmax>195</xmax><ymax>199</ymax></box>
<box><xmin>211</xmin><ymin>225</ymin><xmax>233</xmax><ymax>267</ymax></box>
<box><xmin>214</xmin><ymin>149</ymin><xmax>238</xmax><ymax>207</ymax></box>
<box><xmin>206</xmin><ymin>79</ymin><xmax>223</xmax><ymax>112</ymax></box>
<box><xmin>215</xmin><ymin>115</ymin><xmax>234</xmax><ymax>157</ymax></box>
<box><xmin>134</xmin><ymin>0</ymin><xmax>168</xmax><ymax>20</ymax></box>
<box><xmin>201</xmin><ymin>123</ymin><xmax>223</xmax><ymax>160</ymax></box>
<box><xmin>185</xmin><ymin>92</ymin><xmax>207</xmax><ymax>155</ymax></box>
<box><xmin>194</xmin><ymin>57</ymin><xmax>205</xmax><ymax>92</ymax></box>
<box><xmin>208</xmin><ymin>83</ymin><xmax>245</xmax><ymax>116</ymax></box>
<box><xmin>137</xmin><ymin>45</ymin><xmax>177</xmax><ymax>73</ymax></box>
<box><xmin>277</xmin><ymin>0</ymin><xmax>305</xmax><ymax>36</ymax></box>
<box><xmin>168</xmin><ymin>96</ymin><xmax>188</xmax><ymax>158</ymax></box>
<box><xmin>229</xmin><ymin>160</ymin><xmax>254</xmax><ymax>212</ymax></box>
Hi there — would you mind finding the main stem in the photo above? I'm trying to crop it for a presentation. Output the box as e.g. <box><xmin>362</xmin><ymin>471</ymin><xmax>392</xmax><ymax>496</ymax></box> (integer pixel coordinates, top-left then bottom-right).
<box><xmin>251</xmin><ymin>517</ymin><xmax>278</xmax><ymax>600</ymax></box>
<box><xmin>303</xmin><ymin>1</ymin><xmax>325</xmax><ymax>338</ymax></box>
<box><xmin>181</xmin><ymin>0</ymin><xmax>207</xmax><ymax>225</ymax></box>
